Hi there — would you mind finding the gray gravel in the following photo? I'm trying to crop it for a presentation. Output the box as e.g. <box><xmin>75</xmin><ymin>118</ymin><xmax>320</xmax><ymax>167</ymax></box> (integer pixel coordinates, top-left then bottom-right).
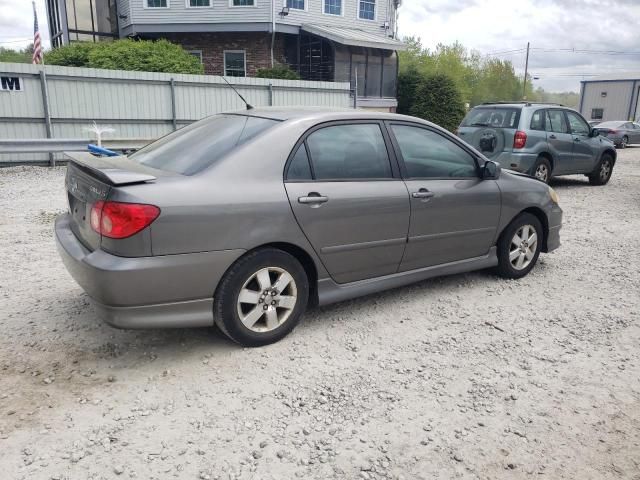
<box><xmin>1</xmin><ymin>149</ymin><xmax>639</xmax><ymax>479</ymax></box>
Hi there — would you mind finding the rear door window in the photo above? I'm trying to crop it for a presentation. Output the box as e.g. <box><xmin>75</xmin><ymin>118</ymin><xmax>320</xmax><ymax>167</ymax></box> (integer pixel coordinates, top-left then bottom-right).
<box><xmin>130</xmin><ymin>114</ymin><xmax>279</xmax><ymax>175</ymax></box>
<box><xmin>305</xmin><ymin>124</ymin><xmax>393</xmax><ymax>180</ymax></box>
<box><xmin>286</xmin><ymin>145</ymin><xmax>313</xmax><ymax>181</ymax></box>
<box><xmin>546</xmin><ymin>110</ymin><xmax>569</xmax><ymax>134</ymax></box>
<box><xmin>461</xmin><ymin>108</ymin><xmax>520</xmax><ymax>128</ymax></box>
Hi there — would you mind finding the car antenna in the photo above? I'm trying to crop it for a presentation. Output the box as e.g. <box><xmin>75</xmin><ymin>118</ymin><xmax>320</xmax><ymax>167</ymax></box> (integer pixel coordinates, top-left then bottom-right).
<box><xmin>221</xmin><ymin>76</ymin><xmax>254</xmax><ymax>110</ymax></box>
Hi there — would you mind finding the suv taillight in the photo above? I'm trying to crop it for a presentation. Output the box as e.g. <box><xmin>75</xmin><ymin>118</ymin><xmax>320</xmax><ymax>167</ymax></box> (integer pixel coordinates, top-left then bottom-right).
<box><xmin>513</xmin><ymin>130</ymin><xmax>527</xmax><ymax>149</ymax></box>
<box><xmin>90</xmin><ymin>201</ymin><xmax>160</xmax><ymax>239</ymax></box>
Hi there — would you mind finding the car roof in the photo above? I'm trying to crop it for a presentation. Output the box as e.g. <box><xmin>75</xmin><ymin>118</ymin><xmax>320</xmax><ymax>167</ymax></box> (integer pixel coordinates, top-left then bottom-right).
<box><xmin>226</xmin><ymin>107</ymin><xmax>424</xmax><ymax>123</ymax></box>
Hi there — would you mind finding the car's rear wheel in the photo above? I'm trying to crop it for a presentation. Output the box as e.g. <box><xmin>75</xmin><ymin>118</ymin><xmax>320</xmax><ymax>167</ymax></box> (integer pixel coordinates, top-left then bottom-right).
<box><xmin>619</xmin><ymin>136</ymin><xmax>629</xmax><ymax>149</ymax></box>
<box><xmin>531</xmin><ymin>156</ymin><xmax>552</xmax><ymax>184</ymax></box>
<box><xmin>214</xmin><ymin>248</ymin><xmax>309</xmax><ymax>347</ymax></box>
<box><xmin>495</xmin><ymin>213</ymin><xmax>543</xmax><ymax>279</ymax></box>
<box><xmin>588</xmin><ymin>153</ymin><xmax>614</xmax><ymax>186</ymax></box>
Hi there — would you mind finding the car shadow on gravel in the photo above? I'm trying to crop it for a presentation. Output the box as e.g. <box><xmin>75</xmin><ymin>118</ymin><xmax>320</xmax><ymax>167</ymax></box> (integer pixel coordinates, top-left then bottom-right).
<box><xmin>549</xmin><ymin>176</ymin><xmax>591</xmax><ymax>188</ymax></box>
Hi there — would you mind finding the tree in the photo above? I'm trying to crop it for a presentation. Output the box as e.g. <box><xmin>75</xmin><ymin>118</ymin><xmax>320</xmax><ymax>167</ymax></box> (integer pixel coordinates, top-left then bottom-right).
<box><xmin>0</xmin><ymin>46</ymin><xmax>32</xmax><ymax>63</ymax></box>
<box><xmin>45</xmin><ymin>39</ymin><xmax>204</xmax><ymax>74</ymax></box>
<box><xmin>408</xmin><ymin>73</ymin><xmax>466</xmax><ymax>132</ymax></box>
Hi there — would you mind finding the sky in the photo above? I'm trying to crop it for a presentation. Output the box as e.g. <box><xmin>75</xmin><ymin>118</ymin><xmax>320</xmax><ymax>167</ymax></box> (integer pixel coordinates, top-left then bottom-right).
<box><xmin>1</xmin><ymin>0</ymin><xmax>639</xmax><ymax>92</ymax></box>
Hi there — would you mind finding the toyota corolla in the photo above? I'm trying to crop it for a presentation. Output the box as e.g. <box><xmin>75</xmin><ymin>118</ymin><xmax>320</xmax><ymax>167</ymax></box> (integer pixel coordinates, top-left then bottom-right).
<box><xmin>56</xmin><ymin>109</ymin><xmax>562</xmax><ymax>347</ymax></box>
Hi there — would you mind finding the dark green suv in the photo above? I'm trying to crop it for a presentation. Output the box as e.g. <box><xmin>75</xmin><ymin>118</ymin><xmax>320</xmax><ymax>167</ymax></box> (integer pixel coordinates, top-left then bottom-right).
<box><xmin>457</xmin><ymin>102</ymin><xmax>617</xmax><ymax>185</ymax></box>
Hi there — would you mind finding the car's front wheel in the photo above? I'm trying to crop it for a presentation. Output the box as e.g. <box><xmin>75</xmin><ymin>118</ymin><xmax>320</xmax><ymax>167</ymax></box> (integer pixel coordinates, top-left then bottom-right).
<box><xmin>495</xmin><ymin>213</ymin><xmax>543</xmax><ymax>279</ymax></box>
<box><xmin>588</xmin><ymin>153</ymin><xmax>614</xmax><ymax>186</ymax></box>
<box><xmin>214</xmin><ymin>248</ymin><xmax>309</xmax><ymax>347</ymax></box>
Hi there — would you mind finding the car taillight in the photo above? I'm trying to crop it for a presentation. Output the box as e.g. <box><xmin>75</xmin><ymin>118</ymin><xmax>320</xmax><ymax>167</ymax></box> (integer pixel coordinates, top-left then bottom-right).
<box><xmin>90</xmin><ymin>201</ymin><xmax>160</xmax><ymax>239</ymax></box>
<box><xmin>609</xmin><ymin>129</ymin><xmax>619</xmax><ymax>134</ymax></box>
<box><xmin>513</xmin><ymin>130</ymin><xmax>527</xmax><ymax>149</ymax></box>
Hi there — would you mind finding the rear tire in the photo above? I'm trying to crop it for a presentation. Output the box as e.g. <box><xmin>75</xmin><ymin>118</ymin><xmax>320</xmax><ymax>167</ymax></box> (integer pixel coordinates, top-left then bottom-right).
<box><xmin>495</xmin><ymin>213</ymin><xmax>543</xmax><ymax>279</ymax></box>
<box><xmin>531</xmin><ymin>156</ymin><xmax>552</xmax><ymax>184</ymax></box>
<box><xmin>214</xmin><ymin>249</ymin><xmax>309</xmax><ymax>347</ymax></box>
<box><xmin>619</xmin><ymin>136</ymin><xmax>628</xmax><ymax>149</ymax></box>
<box><xmin>588</xmin><ymin>153</ymin><xmax>614</xmax><ymax>186</ymax></box>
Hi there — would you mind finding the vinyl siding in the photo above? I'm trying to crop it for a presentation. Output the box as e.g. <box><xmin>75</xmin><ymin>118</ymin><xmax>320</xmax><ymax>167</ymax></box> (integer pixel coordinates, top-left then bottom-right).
<box><xmin>122</xmin><ymin>0</ymin><xmax>395</xmax><ymax>38</ymax></box>
<box><xmin>580</xmin><ymin>81</ymin><xmax>637</xmax><ymax>122</ymax></box>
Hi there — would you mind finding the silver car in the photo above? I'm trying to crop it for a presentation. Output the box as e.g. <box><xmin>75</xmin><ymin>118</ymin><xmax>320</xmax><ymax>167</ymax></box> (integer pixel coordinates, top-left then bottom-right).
<box><xmin>457</xmin><ymin>102</ymin><xmax>617</xmax><ymax>184</ymax></box>
<box><xmin>56</xmin><ymin>109</ymin><xmax>562</xmax><ymax>347</ymax></box>
<box><xmin>593</xmin><ymin>120</ymin><xmax>640</xmax><ymax>148</ymax></box>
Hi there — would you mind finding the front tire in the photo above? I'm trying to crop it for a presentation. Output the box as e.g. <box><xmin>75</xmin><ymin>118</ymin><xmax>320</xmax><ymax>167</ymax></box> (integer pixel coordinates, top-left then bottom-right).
<box><xmin>214</xmin><ymin>249</ymin><xmax>309</xmax><ymax>347</ymax></box>
<box><xmin>531</xmin><ymin>156</ymin><xmax>552</xmax><ymax>184</ymax></box>
<box><xmin>495</xmin><ymin>213</ymin><xmax>543</xmax><ymax>279</ymax></box>
<box><xmin>588</xmin><ymin>154</ymin><xmax>614</xmax><ymax>186</ymax></box>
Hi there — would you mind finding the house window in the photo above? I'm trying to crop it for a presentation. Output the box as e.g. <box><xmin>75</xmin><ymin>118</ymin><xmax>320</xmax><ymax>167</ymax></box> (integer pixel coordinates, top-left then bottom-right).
<box><xmin>189</xmin><ymin>0</ymin><xmax>210</xmax><ymax>6</ymax></box>
<box><xmin>224</xmin><ymin>51</ymin><xmax>246</xmax><ymax>77</ymax></box>
<box><xmin>359</xmin><ymin>0</ymin><xmax>375</xmax><ymax>19</ymax></box>
<box><xmin>287</xmin><ymin>0</ymin><xmax>305</xmax><ymax>9</ymax></box>
<box><xmin>601</xmin><ymin>91</ymin><xmax>607</xmax><ymax>98</ymax></box>
<box><xmin>324</xmin><ymin>0</ymin><xmax>342</xmax><ymax>15</ymax></box>
<box><xmin>147</xmin><ymin>0</ymin><xmax>168</xmax><ymax>7</ymax></box>
<box><xmin>231</xmin><ymin>0</ymin><xmax>254</xmax><ymax>5</ymax></box>
<box><xmin>591</xmin><ymin>108</ymin><xmax>604</xmax><ymax>120</ymax></box>
<box><xmin>188</xmin><ymin>50</ymin><xmax>203</xmax><ymax>63</ymax></box>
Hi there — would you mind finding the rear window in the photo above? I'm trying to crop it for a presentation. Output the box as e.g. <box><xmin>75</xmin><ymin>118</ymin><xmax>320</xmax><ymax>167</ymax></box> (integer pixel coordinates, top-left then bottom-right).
<box><xmin>461</xmin><ymin>107</ymin><xmax>520</xmax><ymax>129</ymax></box>
<box><xmin>130</xmin><ymin>114</ymin><xmax>280</xmax><ymax>175</ymax></box>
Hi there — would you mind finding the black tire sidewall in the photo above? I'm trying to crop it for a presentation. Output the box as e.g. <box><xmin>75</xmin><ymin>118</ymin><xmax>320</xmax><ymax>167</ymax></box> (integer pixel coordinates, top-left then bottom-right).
<box><xmin>589</xmin><ymin>154</ymin><xmax>614</xmax><ymax>185</ymax></box>
<box><xmin>214</xmin><ymin>249</ymin><xmax>309</xmax><ymax>347</ymax></box>
<box><xmin>496</xmin><ymin>213</ymin><xmax>543</xmax><ymax>279</ymax></box>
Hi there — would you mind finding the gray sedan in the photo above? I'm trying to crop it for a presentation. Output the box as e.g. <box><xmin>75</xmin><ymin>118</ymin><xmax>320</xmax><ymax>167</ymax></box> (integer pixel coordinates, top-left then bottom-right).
<box><xmin>594</xmin><ymin>121</ymin><xmax>640</xmax><ymax>148</ymax></box>
<box><xmin>55</xmin><ymin>109</ymin><xmax>562</xmax><ymax>347</ymax></box>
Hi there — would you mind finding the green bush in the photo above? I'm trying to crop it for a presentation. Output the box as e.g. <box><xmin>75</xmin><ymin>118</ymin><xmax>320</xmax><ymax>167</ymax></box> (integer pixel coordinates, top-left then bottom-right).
<box><xmin>45</xmin><ymin>39</ymin><xmax>204</xmax><ymax>74</ymax></box>
<box><xmin>399</xmin><ymin>71</ymin><xmax>466</xmax><ymax>132</ymax></box>
<box><xmin>256</xmin><ymin>65</ymin><xmax>300</xmax><ymax>80</ymax></box>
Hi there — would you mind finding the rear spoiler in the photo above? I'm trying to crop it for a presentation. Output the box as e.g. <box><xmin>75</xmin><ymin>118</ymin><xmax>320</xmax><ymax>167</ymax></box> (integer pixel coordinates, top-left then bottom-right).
<box><xmin>64</xmin><ymin>151</ymin><xmax>157</xmax><ymax>186</ymax></box>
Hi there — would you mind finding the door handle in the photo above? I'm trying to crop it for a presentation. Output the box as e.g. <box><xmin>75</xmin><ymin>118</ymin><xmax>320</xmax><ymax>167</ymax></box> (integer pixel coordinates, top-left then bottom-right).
<box><xmin>549</xmin><ymin>134</ymin><xmax>557</xmax><ymax>139</ymax></box>
<box><xmin>298</xmin><ymin>193</ymin><xmax>329</xmax><ymax>205</ymax></box>
<box><xmin>411</xmin><ymin>189</ymin><xmax>435</xmax><ymax>200</ymax></box>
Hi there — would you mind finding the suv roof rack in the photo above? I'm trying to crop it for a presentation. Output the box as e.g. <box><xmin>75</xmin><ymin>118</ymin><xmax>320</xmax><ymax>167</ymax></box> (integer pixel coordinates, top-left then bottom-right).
<box><xmin>480</xmin><ymin>101</ymin><xmax>564</xmax><ymax>107</ymax></box>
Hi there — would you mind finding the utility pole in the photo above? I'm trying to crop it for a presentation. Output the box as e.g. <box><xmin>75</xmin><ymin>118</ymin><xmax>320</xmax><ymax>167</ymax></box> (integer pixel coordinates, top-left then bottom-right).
<box><xmin>522</xmin><ymin>42</ymin><xmax>530</xmax><ymax>100</ymax></box>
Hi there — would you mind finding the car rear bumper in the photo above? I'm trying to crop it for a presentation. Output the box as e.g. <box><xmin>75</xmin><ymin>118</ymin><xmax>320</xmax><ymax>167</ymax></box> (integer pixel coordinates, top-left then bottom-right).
<box><xmin>493</xmin><ymin>152</ymin><xmax>539</xmax><ymax>174</ymax></box>
<box><xmin>55</xmin><ymin>213</ymin><xmax>245</xmax><ymax>328</ymax></box>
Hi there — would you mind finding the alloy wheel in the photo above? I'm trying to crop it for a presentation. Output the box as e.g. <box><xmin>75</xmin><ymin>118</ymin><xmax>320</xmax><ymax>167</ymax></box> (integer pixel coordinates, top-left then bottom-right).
<box><xmin>621</xmin><ymin>137</ymin><xmax>628</xmax><ymax>149</ymax></box>
<box><xmin>236</xmin><ymin>267</ymin><xmax>298</xmax><ymax>333</ymax></box>
<box><xmin>535</xmin><ymin>164</ymin><xmax>549</xmax><ymax>182</ymax></box>
<box><xmin>509</xmin><ymin>224</ymin><xmax>538</xmax><ymax>270</ymax></box>
<box><xmin>599</xmin><ymin>159</ymin><xmax>612</xmax><ymax>182</ymax></box>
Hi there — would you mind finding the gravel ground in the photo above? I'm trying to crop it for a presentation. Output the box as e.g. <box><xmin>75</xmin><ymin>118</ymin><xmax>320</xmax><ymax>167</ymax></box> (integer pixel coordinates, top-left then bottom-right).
<box><xmin>0</xmin><ymin>149</ymin><xmax>639</xmax><ymax>480</ymax></box>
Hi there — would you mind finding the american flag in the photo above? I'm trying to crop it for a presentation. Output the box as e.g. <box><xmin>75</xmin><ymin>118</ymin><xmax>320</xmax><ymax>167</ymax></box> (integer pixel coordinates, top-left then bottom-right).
<box><xmin>32</xmin><ymin>1</ymin><xmax>43</xmax><ymax>64</ymax></box>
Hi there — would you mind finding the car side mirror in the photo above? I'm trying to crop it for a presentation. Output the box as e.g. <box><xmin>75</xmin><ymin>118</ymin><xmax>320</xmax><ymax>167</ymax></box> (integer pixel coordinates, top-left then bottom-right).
<box><xmin>590</xmin><ymin>128</ymin><xmax>600</xmax><ymax>137</ymax></box>
<box><xmin>482</xmin><ymin>160</ymin><xmax>501</xmax><ymax>180</ymax></box>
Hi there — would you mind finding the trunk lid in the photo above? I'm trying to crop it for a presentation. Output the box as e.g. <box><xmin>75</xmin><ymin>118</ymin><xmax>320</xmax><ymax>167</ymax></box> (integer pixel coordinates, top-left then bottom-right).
<box><xmin>63</xmin><ymin>152</ymin><xmax>160</xmax><ymax>251</ymax></box>
<box><xmin>457</xmin><ymin>106</ymin><xmax>521</xmax><ymax>159</ymax></box>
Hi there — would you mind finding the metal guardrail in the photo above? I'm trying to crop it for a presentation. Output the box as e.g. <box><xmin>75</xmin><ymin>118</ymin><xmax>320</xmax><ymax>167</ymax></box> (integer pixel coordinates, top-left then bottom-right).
<box><xmin>0</xmin><ymin>138</ymin><xmax>152</xmax><ymax>154</ymax></box>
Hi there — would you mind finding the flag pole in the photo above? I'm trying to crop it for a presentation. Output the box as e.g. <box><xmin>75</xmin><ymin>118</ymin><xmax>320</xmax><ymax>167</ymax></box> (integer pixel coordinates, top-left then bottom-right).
<box><xmin>33</xmin><ymin>1</ymin><xmax>54</xmax><ymax>166</ymax></box>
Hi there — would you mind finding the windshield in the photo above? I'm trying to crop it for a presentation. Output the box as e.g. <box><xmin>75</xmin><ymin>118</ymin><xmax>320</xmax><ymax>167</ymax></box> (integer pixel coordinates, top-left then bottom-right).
<box><xmin>130</xmin><ymin>114</ymin><xmax>280</xmax><ymax>175</ymax></box>
<box><xmin>461</xmin><ymin>107</ymin><xmax>520</xmax><ymax>129</ymax></box>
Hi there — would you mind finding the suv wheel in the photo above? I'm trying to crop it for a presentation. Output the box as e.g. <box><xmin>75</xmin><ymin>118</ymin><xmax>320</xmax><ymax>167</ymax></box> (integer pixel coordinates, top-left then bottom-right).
<box><xmin>214</xmin><ymin>249</ymin><xmax>309</xmax><ymax>347</ymax></box>
<box><xmin>495</xmin><ymin>213</ymin><xmax>543</xmax><ymax>279</ymax></box>
<box><xmin>532</xmin><ymin>157</ymin><xmax>552</xmax><ymax>184</ymax></box>
<box><xmin>588</xmin><ymin>153</ymin><xmax>614</xmax><ymax>186</ymax></box>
